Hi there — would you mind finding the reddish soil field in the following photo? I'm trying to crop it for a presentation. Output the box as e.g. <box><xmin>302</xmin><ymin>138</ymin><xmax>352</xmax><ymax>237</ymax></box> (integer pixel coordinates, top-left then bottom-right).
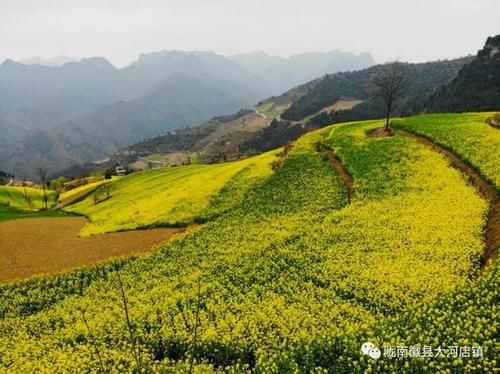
<box><xmin>0</xmin><ymin>217</ymin><xmax>185</xmax><ymax>282</ymax></box>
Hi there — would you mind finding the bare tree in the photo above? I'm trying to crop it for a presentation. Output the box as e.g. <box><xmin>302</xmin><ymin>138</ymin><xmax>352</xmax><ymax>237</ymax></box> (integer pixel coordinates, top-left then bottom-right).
<box><xmin>93</xmin><ymin>183</ymin><xmax>112</xmax><ymax>205</ymax></box>
<box><xmin>79</xmin><ymin>308</ymin><xmax>106</xmax><ymax>373</ymax></box>
<box><xmin>116</xmin><ymin>272</ymin><xmax>142</xmax><ymax>371</ymax></box>
<box><xmin>373</xmin><ymin>61</ymin><xmax>407</xmax><ymax>131</ymax></box>
<box><xmin>36</xmin><ymin>166</ymin><xmax>49</xmax><ymax>209</ymax></box>
<box><xmin>22</xmin><ymin>176</ymin><xmax>33</xmax><ymax>210</ymax></box>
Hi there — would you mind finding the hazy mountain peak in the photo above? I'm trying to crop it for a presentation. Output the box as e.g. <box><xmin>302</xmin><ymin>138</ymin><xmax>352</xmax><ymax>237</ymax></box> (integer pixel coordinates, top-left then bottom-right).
<box><xmin>18</xmin><ymin>55</ymin><xmax>76</xmax><ymax>67</ymax></box>
<box><xmin>133</xmin><ymin>50</ymin><xmax>229</xmax><ymax>67</ymax></box>
<box><xmin>1</xmin><ymin>59</ymin><xmax>20</xmax><ymax>68</ymax></box>
<box><xmin>75</xmin><ymin>57</ymin><xmax>115</xmax><ymax>69</ymax></box>
<box><xmin>229</xmin><ymin>50</ymin><xmax>375</xmax><ymax>93</ymax></box>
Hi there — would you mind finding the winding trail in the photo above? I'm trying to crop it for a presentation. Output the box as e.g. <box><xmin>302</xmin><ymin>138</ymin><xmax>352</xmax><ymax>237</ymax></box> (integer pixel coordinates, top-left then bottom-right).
<box><xmin>398</xmin><ymin>129</ymin><xmax>499</xmax><ymax>269</ymax></box>
<box><xmin>318</xmin><ymin>144</ymin><xmax>354</xmax><ymax>203</ymax></box>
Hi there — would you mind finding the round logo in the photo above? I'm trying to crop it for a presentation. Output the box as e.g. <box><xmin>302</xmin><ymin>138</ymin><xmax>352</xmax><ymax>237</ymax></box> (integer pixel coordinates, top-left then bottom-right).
<box><xmin>361</xmin><ymin>342</ymin><xmax>381</xmax><ymax>360</ymax></box>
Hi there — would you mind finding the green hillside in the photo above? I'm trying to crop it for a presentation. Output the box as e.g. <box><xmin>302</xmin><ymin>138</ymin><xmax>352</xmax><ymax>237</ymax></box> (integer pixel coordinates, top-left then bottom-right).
<box><xmin>280</xmin><ymin>58</ymin><xmax>470</xmax><ymax>123</ymax></box>
<box><xmin>0</xmin><ymin>186</ymin><xmax>62</xmax><ymax>221</ymax></box>
<box><xmin>0</xmin><ymin>186</ymin><xmax>57</xmax><ymax>210</ymax></box>
<box><xmin>0</xmin><ymin>113</ymin><xmax>498</xmax><ymax>372</ymax></box>
<box><xmin>58</xmin><ymin>179</ymin><xmax>112</xmax><ymax>208</ymax></box>
<box><xmin>64</xmin><ymin>150</ymin><xmax>279</xmax><ymax>236</ymax></box>
<box><xmin>0</xmin><ymin>207</ymin><xmax>68</xmax><ymax>222</ymax></box>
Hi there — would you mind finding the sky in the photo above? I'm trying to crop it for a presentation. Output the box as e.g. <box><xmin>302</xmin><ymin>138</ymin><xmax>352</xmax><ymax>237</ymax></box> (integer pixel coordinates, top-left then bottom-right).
<box><xmin>0</xmin><ymin>0</ymin><xmax>498</xmax><ymax>67</ymax></box>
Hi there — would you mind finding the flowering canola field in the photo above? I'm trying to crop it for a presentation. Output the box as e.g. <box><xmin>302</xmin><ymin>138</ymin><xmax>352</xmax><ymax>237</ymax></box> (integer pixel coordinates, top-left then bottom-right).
<box><xmin>0</xmin><ymin>114</ymin><xmax>497</xmax><ymax>372</ymax></box>
<box><xmin>65</xmin><ymin>150</ymin><xmax>279</xmax><ymax>236</ymax></box>
<box><xmin>393</xmin><ymin>112</ymin><xmax>500</xmax><ymax>190</ymax></box>
<box><xmin>58</xmin><ymin>179</ymin><xmax>111</xmax><ymax>207</ymax></box>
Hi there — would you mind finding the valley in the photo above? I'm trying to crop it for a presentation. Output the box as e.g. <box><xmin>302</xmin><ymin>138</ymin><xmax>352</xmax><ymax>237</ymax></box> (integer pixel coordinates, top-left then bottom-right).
<box><xmin>0</xmin><ymin>50</ymin><xmax>374</xmax><ymax>179</ymax></box>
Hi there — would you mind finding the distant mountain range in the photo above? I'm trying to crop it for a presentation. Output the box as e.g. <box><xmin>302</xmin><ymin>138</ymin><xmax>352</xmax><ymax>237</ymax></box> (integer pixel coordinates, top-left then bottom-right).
<box><xmin>0</xmin><ymin>49</ymin><xmax>374</xmax><ymax>179</ymax></box>
<box><xmin>229</xmin><ymin>50</ymin><xmax>375</xmax><ymax>93</ymax></box>
<box><xmin>4</xmin><ymin>74</ymin><xmax>251</xmax><ymax>177</ymax></box>
<box><xmin>7</xmin><ymin>34</ymin><xmax>499</xmax><ymax>181</ymax></box>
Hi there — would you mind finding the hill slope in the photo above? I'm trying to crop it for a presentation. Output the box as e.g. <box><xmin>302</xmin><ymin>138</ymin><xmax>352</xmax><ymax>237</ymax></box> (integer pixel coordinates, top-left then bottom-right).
<box><xmin>0</xmin><ymin>49</ymin><xmax>376</xmax><ymax>179</ymax></box>
<box><xmin>0</xmin><ymin>185</ymin><xmax>57</xmax><ymax>210</ymax></box>
<box><xmin>64</xmin><ymin>150</ymin><xmax>279</xmax><ymax>236</ymax></box>
<box><xmin>0</xmin><ymin>113</ymin><xmax>497</xmax><ymax>372</ymax></box>
<box><xmin>280</xmin><ymin>57</ymin><xmax>471</xmax><ymax>123</ymax></box>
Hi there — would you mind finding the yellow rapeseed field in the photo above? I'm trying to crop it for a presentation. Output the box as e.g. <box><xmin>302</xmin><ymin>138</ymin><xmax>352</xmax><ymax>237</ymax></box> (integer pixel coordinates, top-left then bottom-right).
<box><xmin>65</xmin><ymin>150</ymin><xmax>279</xmax><ymax>236</ymax></box>
<box><xmin>0</xmin><ymin>114</ymin><xmax>496</xmax><ymax>372</ymax></box>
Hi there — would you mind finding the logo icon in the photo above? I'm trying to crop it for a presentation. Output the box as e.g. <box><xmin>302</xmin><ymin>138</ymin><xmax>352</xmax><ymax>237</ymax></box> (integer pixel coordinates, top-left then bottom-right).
<box><xmin>361</xmin><ymin>342</ymin><xmax>381</xmax><ymax>359</ymax></box>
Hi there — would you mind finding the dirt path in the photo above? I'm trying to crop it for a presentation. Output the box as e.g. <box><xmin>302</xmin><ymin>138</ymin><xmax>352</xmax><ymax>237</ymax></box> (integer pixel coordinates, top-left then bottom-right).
<box><xmin>0</xmin><ymin>217</ymin><xmax>185</xmax><ymax>282</ymax></box>
<box><xmin>398</xmin><ymin>129</ymin><xmax>499</xmax><ymax>269</ymax></box>
<box><xmin>318</xmin><ymin>144</ymin><xmax>354</xmax><ymax>203</ymax></box>
<box><xmin>252</xmin><ymin>108</ymin><xmax>267</xmax><ymax>119</ymax></box>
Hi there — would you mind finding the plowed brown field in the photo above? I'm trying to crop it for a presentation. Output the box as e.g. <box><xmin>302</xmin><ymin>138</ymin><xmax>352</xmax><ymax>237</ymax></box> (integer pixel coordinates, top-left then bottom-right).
<box><xmin>0</xmin><ymin>217</ymin><xmax>185</xmax><ymax>282</ymax></box>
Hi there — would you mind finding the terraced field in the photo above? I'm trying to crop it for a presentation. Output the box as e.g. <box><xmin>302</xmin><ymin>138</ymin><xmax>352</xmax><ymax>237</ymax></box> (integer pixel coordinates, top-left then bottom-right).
<box><xmin>393</xmin><ymin>112</ymin><xmax>500</xmax><ymax>190</ymax></box>
<box><xmin>0</xmin><ymin>113</ymin><xmax>497</xmax><ymax>372</ymax></box>
<box><xmin>65</xmin><ymin>150</ymin><xmax>279</xmax><ymax>236</ymax></box>
<box><xmin>58</xmin><ymin>179</ymin><xmax>112</xmax><ymax>208</ymax></box>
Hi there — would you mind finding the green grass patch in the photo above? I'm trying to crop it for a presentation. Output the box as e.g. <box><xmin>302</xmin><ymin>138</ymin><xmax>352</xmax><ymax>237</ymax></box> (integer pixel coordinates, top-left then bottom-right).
<box><xmin>0</xmin><ymin>186</ymin><xmax>57</xmax><ymax>210</ymax></box>
<box><xmin>256</xmin><ymin>102</ymin><xmax>282</xmax><ymax>118</ymax></box>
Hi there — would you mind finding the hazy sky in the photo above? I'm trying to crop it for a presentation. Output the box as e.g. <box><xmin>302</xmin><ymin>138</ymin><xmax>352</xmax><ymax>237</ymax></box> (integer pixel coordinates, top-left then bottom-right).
<box><xmin>0</xmin><ymin>0</ymin><xmax>498</xmax><ymax>67</ymax></box>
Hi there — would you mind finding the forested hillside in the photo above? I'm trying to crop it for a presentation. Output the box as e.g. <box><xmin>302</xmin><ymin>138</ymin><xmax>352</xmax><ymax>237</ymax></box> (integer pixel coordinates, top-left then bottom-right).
<box><xmin>427</xmin><ymin>35</ymin><xmax>500</xmax><ymax>112</ymax></box>
<box><xmin>280</xmin><ymin>58</ymin><xmax>471</xmax><ymax>123</ymax></box>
